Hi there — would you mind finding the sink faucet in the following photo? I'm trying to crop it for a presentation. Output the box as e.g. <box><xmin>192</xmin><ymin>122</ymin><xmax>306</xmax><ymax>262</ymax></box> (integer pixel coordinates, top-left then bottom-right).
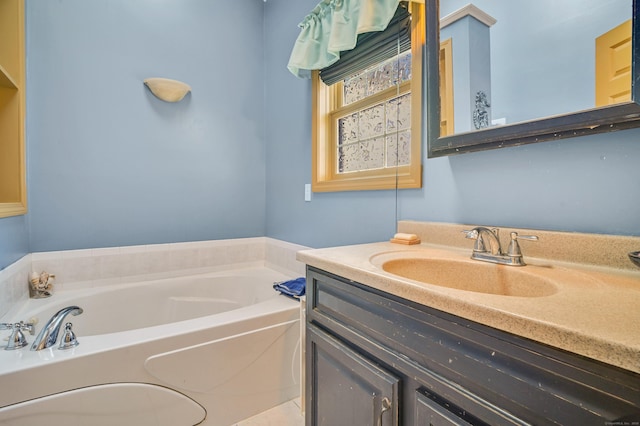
<box><xmin>31</xmin><ymin>306</ymin><xmax>83</xmax><ymax>351</ymax></box>
<box><xmin>463</xmin><ymin>227</ymin><xmax>538</xmax><ymax>266</ymax></box>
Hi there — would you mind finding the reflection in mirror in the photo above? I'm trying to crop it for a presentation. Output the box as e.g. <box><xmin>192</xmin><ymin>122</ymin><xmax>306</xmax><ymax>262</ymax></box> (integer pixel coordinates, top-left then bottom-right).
<box><xmin>426</xmin><ymin>0</ymin><xmax>640</xmax><ymax>157</ymax></box>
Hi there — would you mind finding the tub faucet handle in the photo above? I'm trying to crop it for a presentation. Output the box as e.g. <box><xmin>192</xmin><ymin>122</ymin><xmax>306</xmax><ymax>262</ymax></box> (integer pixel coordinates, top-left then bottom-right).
<box><xmin>1</xmin><ymin>321</ymin><xmax>35</xmax><ymax>350</ymax></box>
<box><xmin>58</xmin><ymin>322</ymin><xmax>79</xmax><ymax>350</ymax></box>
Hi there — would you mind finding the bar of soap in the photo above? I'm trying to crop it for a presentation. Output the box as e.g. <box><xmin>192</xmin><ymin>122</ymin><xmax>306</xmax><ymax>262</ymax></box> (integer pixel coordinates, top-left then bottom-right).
<box><xmin>390</xmin><ymin>233</ymin><xmax>421</xmax><ymax>245</ymax></box>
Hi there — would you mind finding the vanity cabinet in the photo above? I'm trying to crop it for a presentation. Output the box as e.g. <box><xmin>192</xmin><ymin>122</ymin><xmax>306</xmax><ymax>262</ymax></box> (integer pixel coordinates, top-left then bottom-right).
<box><xmin>305</xmin><ymin>267</ymin><xmax>640</xmax><ymax>425</ymax></box>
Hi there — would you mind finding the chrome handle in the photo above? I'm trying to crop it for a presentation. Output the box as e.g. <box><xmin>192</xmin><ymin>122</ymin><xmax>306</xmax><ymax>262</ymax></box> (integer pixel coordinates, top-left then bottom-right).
<box><xmin>462</xmin><ymin>229</ymin><xmax>478</xmax><ymax>239</ymax></box>
<box><xmin>2</xmin><ymin>321</ymin><xmax>34</xmax><ymax>350</ymax></box>
<box><xmin>1</xmin><ymin>321</ymin><xmax>34</xmax><ymax>335</ymax></box>
<box><xmin>21</xmin><ymin>321</ymin><xmax>35</xmax><ymax>335</ymax></box>
<box><xmin>507</xmin><ymin>232</ymin><xmax>539</xmax><ymax>261</ymax></box>
<box><xmin>59</xmin><ymin>322</ymin><xmax>79</xmax><ymax>350</ymax></box>
<box><xmin>377</xmin><ymin>396</ymin><xmax>392</xmax><ymax>426</ymax></box>
<box><xmin>512</xmin><ymin>232</ymin><xmax>539</xmax><ymax>242</ymax></box>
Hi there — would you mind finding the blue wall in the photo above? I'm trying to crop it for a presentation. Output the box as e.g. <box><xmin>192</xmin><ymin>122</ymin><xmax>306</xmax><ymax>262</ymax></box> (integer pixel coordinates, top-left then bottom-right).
<box><xmin>263</xmin><ymin>0</ymin><xmax>399</xmax><ymax>248</ymax></box>
<box><xmin>265</xmin><ymin>0</ymin><xmax>640</xmax><ymax>247</ymax></box>
<box><xmin>0</xmin><ymin>216</ymin><xmax>29</xmax><ymax>270</ymax></box>
<box><xmin>1</xmin><ymin>0</ymin><xmax>639</xmax><ymax>270</ymax></box>
<box><xmin>24</xmin><ymin>0</ymin><xmax>267</xmax><ymax>253</ymax></box>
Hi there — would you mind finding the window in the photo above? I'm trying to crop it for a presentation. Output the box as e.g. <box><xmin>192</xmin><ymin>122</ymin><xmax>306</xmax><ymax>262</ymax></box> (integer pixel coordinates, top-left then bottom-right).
<box><xmin>312</xmin><ymin>2</ymin><xmax>424</xmax><ymax>192</ymax></box>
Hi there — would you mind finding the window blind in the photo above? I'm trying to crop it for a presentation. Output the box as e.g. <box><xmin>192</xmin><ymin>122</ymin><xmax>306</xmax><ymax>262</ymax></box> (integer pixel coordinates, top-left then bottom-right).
<box><xmin>319</xmin><ymin>3</ymin><xmax>411</xmax><ymax>85</ymax></box>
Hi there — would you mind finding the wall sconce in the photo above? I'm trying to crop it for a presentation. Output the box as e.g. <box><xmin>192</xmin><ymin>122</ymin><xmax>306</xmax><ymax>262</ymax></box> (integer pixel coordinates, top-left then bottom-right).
<box><xmin>143</xmin><ymin>78</ymin><xmax>191</xmax><ymax>102</ymax></box>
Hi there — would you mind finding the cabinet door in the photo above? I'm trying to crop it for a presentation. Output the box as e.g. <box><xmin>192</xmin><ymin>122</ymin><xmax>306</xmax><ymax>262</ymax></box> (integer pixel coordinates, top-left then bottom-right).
<box><xmin>307</xmin><ymin>326</ymin><xmax>399</xmax><ymax>426</ymax></box>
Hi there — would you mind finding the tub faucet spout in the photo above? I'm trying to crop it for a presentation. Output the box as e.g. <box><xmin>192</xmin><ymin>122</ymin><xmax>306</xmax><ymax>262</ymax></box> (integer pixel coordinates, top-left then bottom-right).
<box><xmin>31</xmin><ymin>306</ymin><xmax>83</xmax><ymax>351</ymax></box>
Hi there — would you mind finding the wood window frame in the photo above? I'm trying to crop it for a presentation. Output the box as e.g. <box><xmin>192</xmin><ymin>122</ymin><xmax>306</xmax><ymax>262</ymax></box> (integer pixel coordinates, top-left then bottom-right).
<box><xmin>311</xmin><ymin>2</ymin><xmax>424</xmax><ymax>192</ymax></box>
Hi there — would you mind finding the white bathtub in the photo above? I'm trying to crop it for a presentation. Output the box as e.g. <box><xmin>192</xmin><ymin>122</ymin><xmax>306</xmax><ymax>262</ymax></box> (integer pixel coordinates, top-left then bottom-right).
<box><xmin>0</xmin><ymin>266</ymin><xmax>302</xmax><ymax>426</ymax></box>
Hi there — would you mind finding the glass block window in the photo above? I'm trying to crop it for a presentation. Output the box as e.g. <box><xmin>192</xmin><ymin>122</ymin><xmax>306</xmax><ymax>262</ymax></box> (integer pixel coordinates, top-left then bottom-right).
<box><xmin>343</xmin><ymin>52</ymin><xmax>412</xmax><ymax>106</ymax></box>
<box><xmin>336</xmin><ymin>50</ymin><xmax>412</xmax><ymax>175</ymax></box>
<box><xmin>338</xmin><ymin>93</ymin><xmax>411</xmax><ymax>173</ymax></box>
<box><xmin>311</xmin><ymin>1</ymin><xmax>423</xmax><ymax>192</ymax></box>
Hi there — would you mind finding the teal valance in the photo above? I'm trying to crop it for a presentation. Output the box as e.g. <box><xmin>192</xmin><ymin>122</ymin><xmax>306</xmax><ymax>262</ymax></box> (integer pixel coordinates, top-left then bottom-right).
<box><xmin>287</xmin><ymin>0</ymin><xmax>401</xmax><ymax>79</ymax></box>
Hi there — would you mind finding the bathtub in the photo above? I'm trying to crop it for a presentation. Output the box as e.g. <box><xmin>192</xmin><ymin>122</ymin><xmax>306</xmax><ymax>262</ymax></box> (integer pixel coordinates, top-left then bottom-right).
<box><xmin>0</xmin><ymin>266</ymin><xmax>302</xmax><ymax>425</ymax></box>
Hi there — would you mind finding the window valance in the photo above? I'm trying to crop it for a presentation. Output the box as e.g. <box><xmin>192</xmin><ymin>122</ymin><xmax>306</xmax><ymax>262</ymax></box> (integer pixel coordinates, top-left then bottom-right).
<box><xmin>319</xmin><ymin>4</ymin><xmax>410</xmax><ymax>85</ymax></box>
<box><xmin>287</xmin><ymin>0</ymin><xmax>401</xmax><ymax>79</ymax></box>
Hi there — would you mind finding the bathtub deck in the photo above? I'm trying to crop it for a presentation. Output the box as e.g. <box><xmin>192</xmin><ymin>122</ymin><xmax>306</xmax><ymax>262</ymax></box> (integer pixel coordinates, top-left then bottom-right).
<box><xmin>235</xmin><ymin>398</ymin><xmax>303</xmax><ymax>426</ymax></box>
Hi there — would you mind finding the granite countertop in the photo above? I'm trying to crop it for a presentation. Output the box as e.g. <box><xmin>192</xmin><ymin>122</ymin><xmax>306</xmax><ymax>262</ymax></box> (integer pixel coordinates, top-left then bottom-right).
<box><xmin>297</xmin><ymin>240</ymin><xmax>640</xmax><ymax>374</ymax></box>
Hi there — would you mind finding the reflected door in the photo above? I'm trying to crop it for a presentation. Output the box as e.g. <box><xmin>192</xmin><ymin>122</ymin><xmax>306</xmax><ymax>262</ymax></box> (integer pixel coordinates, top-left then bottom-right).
<box><xmin>439</xmin><ymin>38</ymin><xmax>454</xmax><ymax>136</ymax></box>
<box><xmin>596</xmin><ymin>19</ymin><xmax>632</xmax><ymax>106</ymax></box>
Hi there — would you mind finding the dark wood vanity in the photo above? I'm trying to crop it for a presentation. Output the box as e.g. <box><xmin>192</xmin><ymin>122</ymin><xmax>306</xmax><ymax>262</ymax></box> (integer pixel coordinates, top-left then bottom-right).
<box><xmin>305</xmin><ymin>267</ymin><xmax>640</xmax><ymax>425</ymax></box>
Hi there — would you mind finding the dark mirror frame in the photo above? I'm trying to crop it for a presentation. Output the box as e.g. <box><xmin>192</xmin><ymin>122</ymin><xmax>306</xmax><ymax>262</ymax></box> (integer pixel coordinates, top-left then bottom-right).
<box><xmin>426</xmin><ymin>0</ymin><xmax>640</xmax><ymax>157</ymax></box>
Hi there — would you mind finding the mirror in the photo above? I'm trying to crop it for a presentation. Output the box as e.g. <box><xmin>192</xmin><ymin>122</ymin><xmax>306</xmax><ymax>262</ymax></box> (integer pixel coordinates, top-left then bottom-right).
<box><xmin>426</xmin><ymin>0</ymin><xmax>640</xmax><ymax>157</ymax></box>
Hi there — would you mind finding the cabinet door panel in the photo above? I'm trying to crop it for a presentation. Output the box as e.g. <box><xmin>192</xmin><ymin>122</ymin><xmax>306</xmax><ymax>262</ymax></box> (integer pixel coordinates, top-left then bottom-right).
<box><xmin>307</xmin><ymin>326</ymin><xmax>399</xmax><ymax>426</ymax></box>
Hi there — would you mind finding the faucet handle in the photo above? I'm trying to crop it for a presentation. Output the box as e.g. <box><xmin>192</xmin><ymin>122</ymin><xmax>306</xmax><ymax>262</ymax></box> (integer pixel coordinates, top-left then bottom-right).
<box><xmin>507</xmin><ymin>232</ymin><xmax>539</xmax><ymax>258</ymax></box>
<box><xmin>1</xmin><ymin>321</ymin><xmax>35</xmax><ymax>350</ymax></box>
<box><xmin>462</xmin><ymin>229</ymin><xmax>478</xmax><ymax>239</ymax></box>
<box><xmin>58</xmin><ymin>322</ymin><xmax>79</xmax><ymax>350</ymax></box>
<box><xmin>462</xmin><ymin>229</ymin><xmax>485</xmax><ymax>252</ymax></box>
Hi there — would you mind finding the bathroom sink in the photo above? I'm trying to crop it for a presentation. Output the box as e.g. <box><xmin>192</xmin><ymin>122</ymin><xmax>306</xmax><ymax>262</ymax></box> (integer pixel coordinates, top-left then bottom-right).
<box><xmin>380</xmin><ymin>257</ymin><xmax>558</xmax><ymax>297</ymax></box>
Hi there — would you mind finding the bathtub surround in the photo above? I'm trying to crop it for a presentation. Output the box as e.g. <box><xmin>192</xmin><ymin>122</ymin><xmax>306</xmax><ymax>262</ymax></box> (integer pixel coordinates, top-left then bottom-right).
<box><xmin>0</xmin><ymin>237</ymin><xmax>307</xmax><ymax>424</ymax></box>
<box><xmin>0</xmin><ymin>237</ymin><xmax>307</xmax><ymax>320</ymax></box>
<box><xmin>0</xmin><ymin>255</ymin><xmax>30</xmax><ymax>323</ymax></box>
<box><xmin>0</xmin><ymin>266</ymin><xmax>302</xmax><ymax>425</ymax></box>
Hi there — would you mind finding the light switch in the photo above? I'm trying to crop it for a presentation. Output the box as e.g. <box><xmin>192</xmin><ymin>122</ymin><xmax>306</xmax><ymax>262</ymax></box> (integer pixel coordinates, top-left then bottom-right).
<box><xmin>304</xmin><ymin>184</ymin><xmax>311</xmax><ymax>202</ymax></box>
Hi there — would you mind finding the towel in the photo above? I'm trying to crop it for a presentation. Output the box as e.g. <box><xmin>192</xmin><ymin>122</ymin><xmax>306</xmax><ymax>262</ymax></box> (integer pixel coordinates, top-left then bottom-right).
<box><xmin>273</xmin><ymin>277</ymin><xmax>306</xmax><ymax>300</ymax></box>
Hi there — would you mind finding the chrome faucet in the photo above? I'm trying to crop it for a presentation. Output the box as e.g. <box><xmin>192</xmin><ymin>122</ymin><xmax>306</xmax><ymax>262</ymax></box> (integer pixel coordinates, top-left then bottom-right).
<box><xmin>463</xmin><ymin>227</ymin><xmax>538</xmax><ymax>266</ymax></box>
<box><xmin>31</xmin><ymin>306</ymin><xmax>83</xmax><ymax>351</ymax></box>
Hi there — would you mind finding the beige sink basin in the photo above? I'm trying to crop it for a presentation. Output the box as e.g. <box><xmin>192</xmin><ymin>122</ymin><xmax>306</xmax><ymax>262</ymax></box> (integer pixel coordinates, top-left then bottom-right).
<box><xmin>381</xmin><ymin>257</ymin><xmax>558</xmax><ymax>297</ymax></box>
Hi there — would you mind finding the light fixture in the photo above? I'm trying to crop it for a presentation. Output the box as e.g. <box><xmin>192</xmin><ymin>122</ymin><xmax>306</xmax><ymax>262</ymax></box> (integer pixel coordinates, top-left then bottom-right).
<box><xmin>143</xmin><ymin>77</ymin><xmax>191</xmax><ymax>102</ymax></box>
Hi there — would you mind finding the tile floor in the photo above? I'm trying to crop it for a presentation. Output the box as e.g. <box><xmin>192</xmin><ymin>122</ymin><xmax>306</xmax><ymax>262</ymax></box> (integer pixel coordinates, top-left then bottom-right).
<box><xmin>234</xmin><ymin>398</ymin><xmax>304</xmax><ymax>426</ymax></box>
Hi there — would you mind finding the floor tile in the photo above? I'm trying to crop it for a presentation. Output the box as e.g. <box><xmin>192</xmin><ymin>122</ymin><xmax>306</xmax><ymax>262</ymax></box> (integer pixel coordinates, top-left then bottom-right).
<box><xmin>234</xmin><ymin>399</ymin><xmax>304</xmax><ymax>426</ymax></box>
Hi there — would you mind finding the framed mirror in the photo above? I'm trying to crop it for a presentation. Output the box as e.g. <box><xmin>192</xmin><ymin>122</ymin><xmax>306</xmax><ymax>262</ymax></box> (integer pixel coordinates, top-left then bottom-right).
<box><xmin>426</xmin><ymin>0</ymin><xmax>640</xmax><ymax>157</ymax></box>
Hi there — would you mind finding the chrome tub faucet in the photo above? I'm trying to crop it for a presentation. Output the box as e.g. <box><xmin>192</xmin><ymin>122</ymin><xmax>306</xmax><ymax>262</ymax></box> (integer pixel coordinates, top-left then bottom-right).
<box><xmin>463</xmin><ymin>227</ymin><xmax>538</xmax><ymax>266</ymax></box>
<box><xmin>31</xmin><ymin>306</ymin><xmax>83</xmax><ymax>351</ymax></box>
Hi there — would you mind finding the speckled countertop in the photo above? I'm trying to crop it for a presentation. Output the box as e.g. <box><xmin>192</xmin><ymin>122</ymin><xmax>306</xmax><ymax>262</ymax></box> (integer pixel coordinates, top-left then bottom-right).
<box><xmin>296</xmin><ymin>221</ymin><xmax>640</xmax><ymax>374</ymax></box>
